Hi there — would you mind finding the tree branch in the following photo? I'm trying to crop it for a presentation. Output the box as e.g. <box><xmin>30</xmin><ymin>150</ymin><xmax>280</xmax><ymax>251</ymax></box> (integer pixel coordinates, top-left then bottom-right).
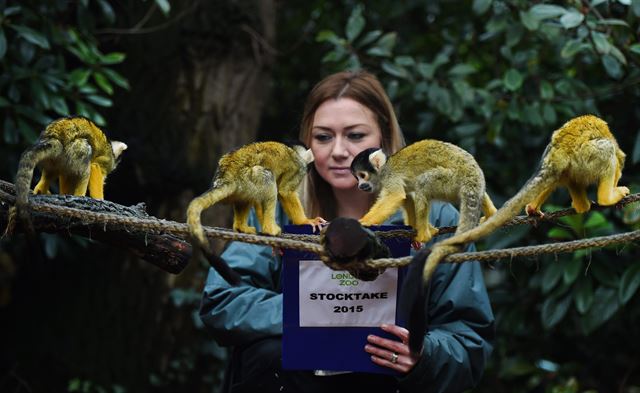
<box><xmin>0</xmin><ymin>179</ymin><xmax>190</xmax><ymax>274</ymax></box>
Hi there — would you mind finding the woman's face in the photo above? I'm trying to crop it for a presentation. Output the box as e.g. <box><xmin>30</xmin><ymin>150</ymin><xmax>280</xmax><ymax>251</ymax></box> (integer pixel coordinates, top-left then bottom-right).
<box><xmin>310</xmin><ymin>98</ymin><xmax>383</xmax><ymax>191</ymax></box>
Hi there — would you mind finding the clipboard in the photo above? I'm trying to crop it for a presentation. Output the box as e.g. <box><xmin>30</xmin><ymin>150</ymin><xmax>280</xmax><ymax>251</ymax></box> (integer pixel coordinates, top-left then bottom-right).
<box><xmin>281</xmin><ymin>224</ymin><xmax>410</xmax><ymax>374</ymax></box>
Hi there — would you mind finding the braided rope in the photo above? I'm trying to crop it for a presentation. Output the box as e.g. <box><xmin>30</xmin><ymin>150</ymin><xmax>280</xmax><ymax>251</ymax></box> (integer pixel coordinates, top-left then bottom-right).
<box><xmin>367</xmin><ymin>229</ymin><xmax>640</xmax><ymax>269</ymax></box>
<box><xmin>5</xmin><ymin>188</ymin><xmax>639</xmax><ymax>269</ymax></box>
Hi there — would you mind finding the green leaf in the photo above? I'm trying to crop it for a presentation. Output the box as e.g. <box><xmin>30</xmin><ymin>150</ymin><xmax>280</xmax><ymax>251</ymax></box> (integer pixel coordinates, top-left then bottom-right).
<box><xmin>520</xmin><ymin>10</ymin><xmax>540</xmax><ymax>31</ymax></box>
<box><xmin>155</xmin><ymin>0</ymin><xmax>171</xmax><ymax>16</ymax></box>
<box><xmin>416</xmin><ymin>62</ymin><xmax>436</xmax><ymax>80</ymax></box>
<box><xmin>542</xmin><ymin>262</ymin><xmax>564</xmax><ymax>294</ymax></box>
<box><xmin>548</xmin><ymin>227</ymin><xmax>573</xmax><ymax>240</ymax></box>
<box><xmin>633</xmin><ymin>0</ymin><xmax>640</xmax><ymax>16</ymax></box>
<box><xmin>85</xmin><ymin>94</ymin><xmax>113</xmax><ymax>107</ymax></box>
<box><xmin>591</xmin><ymin>31</ymin><xmax>611</xmax><ymax>54</ymax></box>
<box><xmin>560</xmin><ymin>39</ymin><xmax>587</xmax><ymax>59</ymax></box>
<box><xmin>619</xmin><ymin>263</ymin><xmax>640</xmax><ymax>304</ymax></box>
<box><xmin>357</xmin><ymin>30</ymin><xmax>382</xmax><ymax>48</ymax></box>
<box><xmin>93</xmin><ymin>72</ymin><xmax>113</xmax><ymax>95</ymax></box>
<box><xmin>590</xmin><ymin>261</ymin><xmax>619</xmax><ymax>287</ymax></box>
<box><xmin>584</xmin><ymin>211</ymin><xmax>607</xmax><ymax>229</ymax></box>
<box><xmin>581</xmin><ymin>287</ymin><xmax>619</xmax><ymax>334</ymax></box>
<box><xmin>632</xmin><ymin>131</ymin><xmax>640</xmax><ymax>164</ymax></box>
<box><xmin>542</xmin><ymin>103</ymin><xmax>557</xmax><ymax>124</ymax></box>
<box><xmin>0</xmin><ymin>96</ymin><xmax>10</xmax><ymax>107</ymax></box>
<box><xmin>11</xmin><ymin>25</ymin><xmax>50</xmax><ymax>49</ymax></box>
<box><xmin>381</xmin><ymin>61</ymin><xmax>410</xmax><ymax>79</ymax></box>
<box><xmin>541</xmin><ymin>293</ymin><xmax>572</xmax><ymax>329</ymax></box>
<box><xmin>564</xmin><ymin>259</ymin><xmax>584</xmax><ymax>285</ymax></box>
<box><xmin>560</xmin><ymin>10</ymin><xmax>584</xmax><ymax>29</ymax></box>
<box><xmin>346</xmin><ymin>5</ymin><xmax>365</xmax><ymax>42</ymax></box>
<box><xmin>574</xmin><ymin>276</ymin><xmax>594</xmax><ymax>314</ymax></box>
<box><xmin>591</xmin><ymin>0</ymin><xmax>607</xmax><ymax>5</ymax></box>
<box><xmin>316</xmin><ymin>30</ymin><xmax>341</xmax><ymax>45</ymax></box>
<box><xmin>529</xmin><ymin>4</ymin><xmax>567</xmax><ymax>20</ymax></box>
<box><xmin>630</xmin><ymin>43</ymin><xmax>640</xmax><ymax>55</ymax></box>
<box><xmin>448</xmin><ymin>64</ymin><xmax>476</xmax><ymax>76</ymax></box>
<box><xmin>102</xmin><ymin>68</ymin><xmax>130</xmax><ymax>90</ymax></box>
<box><xmin>0</xmin><ymin>28</ymin><xmax>6</xmax><ymax>60</ymax></box>
<box><xmin>370</xmin><ymin>32</ymin><xmax>397</xmax><ymax>56</ymax></box>
<box><xmin>503</xmin><ymin>69</ymin><xmax>523</xmax><ymax>91</ymax></box>
<box><xmin>97</xmin><ymin>0</ymin><xmax>116</xmax><ymax>23</ymax></box>
<box><xmin>540</xmin><ymin>80</ymin><xmax>554</xmax><ymax>100</ymax></box>
<box><xmin>609</xmin><ymin>45</ymin><xmax>627</xmax><ymax>66</ymax></box>
<box><xmin>596</xmin><ymin>18</ymin><xmax>630</xmax><ymax>27</ymax></box>
<box><xmin>472</xmin><ymin>0</ymin><xmax>492</xmax><ymax>15</ymax></box>
<box><xmin>3</xmin><ymin>6</ymin><xmax>21</xmax><ymax>17</ymax></box>
<box><xmin>602</xmin><ymin>54</ymin><xmax>623</xmax><ymax>79</ymax></box>
<box><xmin>50</xmin><ymin>96</ymin><xmax>69</xmax><ymax>116</ymax></box>
<box><xmin>100</xmin><ymin>52</ymin><xmax>126</xmax><ymax>65</ymax></box>
<box><xmin>69</xmin><ymin>69</ymin><xmax>91</xmax><ymax>87</ymax></box>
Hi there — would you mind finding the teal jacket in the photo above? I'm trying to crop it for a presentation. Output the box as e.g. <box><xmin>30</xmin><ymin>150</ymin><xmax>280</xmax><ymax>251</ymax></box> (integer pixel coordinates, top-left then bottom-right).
<box><xmin>200</xmin><ymin>202</ymin><xmax>495</xmax><ymax>393</ymax></box>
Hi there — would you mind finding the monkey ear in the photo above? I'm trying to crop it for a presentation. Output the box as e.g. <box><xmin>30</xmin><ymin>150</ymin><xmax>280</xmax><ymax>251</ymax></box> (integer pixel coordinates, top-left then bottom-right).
<box><xmin>300</xmin><ymin>148</ymin><xmax>314</xmax><ymax>164</ymax></box>
<box><xmin>368</xmin><ymin>149</ymin><xmax>387</xmax><ymax>171</ymax></box>
<box><xmin>111</xmin><ymin>141</ymin><xmax>128</xmax><ymax>159</ymax></box>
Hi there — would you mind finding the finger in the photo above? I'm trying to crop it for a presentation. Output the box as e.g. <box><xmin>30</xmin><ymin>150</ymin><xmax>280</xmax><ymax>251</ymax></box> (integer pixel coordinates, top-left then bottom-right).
<box><xmin>367</xmin><ymin>334</ymin><xmax>409</xmax><ymax>355</ymax></box>
<box><xmin>367</xmin><ymin>351</ymin><xmax>411</xmax><ymax>373</ymax></box>
<box><xmin>381</xmin><ymin>323</ymin><xmax>410</xmax><ymax>343</ymax></box>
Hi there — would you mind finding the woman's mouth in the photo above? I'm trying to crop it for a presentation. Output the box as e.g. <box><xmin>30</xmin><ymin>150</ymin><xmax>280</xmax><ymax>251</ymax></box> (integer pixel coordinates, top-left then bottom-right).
<box><xmin>329</xmin><ymin>167</ymin><xmax>352</xmax><ymax>175</ymax></box>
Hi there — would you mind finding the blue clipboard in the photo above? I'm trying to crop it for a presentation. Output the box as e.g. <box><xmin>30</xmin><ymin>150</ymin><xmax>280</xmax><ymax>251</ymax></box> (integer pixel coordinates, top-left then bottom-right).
<box><xmin>282</xmin><ymin>224</ymin><xmax>410</xmax><ymax>374</ymax></box>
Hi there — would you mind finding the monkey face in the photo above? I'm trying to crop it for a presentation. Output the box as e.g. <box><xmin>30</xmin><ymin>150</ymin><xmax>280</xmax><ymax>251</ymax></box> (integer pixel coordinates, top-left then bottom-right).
<box><xmin>351</xmin><ymin>147</ymin><xmax>382</xmax><ymax>193</ymax></box>
<box><xmin>353</xmin><ymin>170</ymin><xmax>375</xmax><ymax>193</ymax></box>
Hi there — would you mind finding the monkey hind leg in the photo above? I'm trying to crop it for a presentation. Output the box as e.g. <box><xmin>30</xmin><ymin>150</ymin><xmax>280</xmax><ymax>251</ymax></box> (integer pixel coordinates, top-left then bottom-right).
<box><xmin>33</xmin><ymin>169</ymin><xmax>56</xmax><ymax>195</ymax></box>
<box><xmin>259</xmin><ymin>186</ymin><xmax>281</xmax><ymax>236</ymax></box>
<box><xmin>480</xmin><ymin>193</ymin><xmax>497</xmax><ymax>222</ymax></box>
<box><xmin>567</xmin><ymin>184</ymin><xmax>591</xmax><ymax>213</ymax></box>
<box><xmin>412</xmin><ymin>197</ymin><xmax>437</xmax><ymax>243</ymax></box>
<box><xmin>596</xmin><ymin>157</ymin><xmax>629</xmax><ymax>206</ymax></box>
<box><xmin>233</xmin><ymin>203</ymin><xmax>257</xmax><ymax>234</ymax></box>
<box><xmin>525</xmin><ymin>184</ymin><xmax>556</xmax><ymax>216</ymax></box>
<box><xmin>88</xmin><ymin>163</ymin><xmax>106</xmax><ymax>199</ymax></box>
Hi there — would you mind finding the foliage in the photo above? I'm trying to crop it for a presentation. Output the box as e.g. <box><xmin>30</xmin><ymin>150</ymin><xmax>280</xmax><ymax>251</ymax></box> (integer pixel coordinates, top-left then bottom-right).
<box><xmin>0</xmin><ymin>0</ymin><xmax>130</xmax><ymax>180</ymax></box>
<box><xmin>313</xmin><ymin>1</ymin><xmax>640</xmax><ymax>391</ymax></box>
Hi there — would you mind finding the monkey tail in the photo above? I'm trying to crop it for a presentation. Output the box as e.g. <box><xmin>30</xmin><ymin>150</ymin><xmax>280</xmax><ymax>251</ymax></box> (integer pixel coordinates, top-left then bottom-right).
<box><xmin>5</xmin><ymin>138</ymin><xmax>62</xmax><ymax>236</ymax></box>
<box><xmin>437</xmin><ymin>164</ymin><xmax>559</xmax><ymax>248</ymax></box>
<box><xmin>186</xmin><ymin>183</ymin><xmax>241</xmax><ymax>285</ymax></box>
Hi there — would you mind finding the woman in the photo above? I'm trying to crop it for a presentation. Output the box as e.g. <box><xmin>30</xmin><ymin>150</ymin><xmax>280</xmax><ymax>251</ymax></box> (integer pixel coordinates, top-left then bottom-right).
<box><xmin>199</xmin><ymin>70</ymin><xmax>495</xmax><ymax>393</ymax></box>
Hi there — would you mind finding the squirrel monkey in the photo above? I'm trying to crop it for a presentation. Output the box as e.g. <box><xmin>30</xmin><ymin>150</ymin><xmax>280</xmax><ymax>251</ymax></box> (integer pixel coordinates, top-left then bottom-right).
<box><xmin>422</xmin><ymin>114</ymin><xmax>629</xmax><ymax>284</ymax></box>
<box><xmin>400</xmin><ymin>114</ymin><xmax>629</xmax><ymax>354</ymax></box>
<box><xmin>351</xmin><ymin>140</ymin><xmax>497</xmax><ymax>244</ymax></box>
<box><xmin>8</xmin><ymin>116</ymin><xmax>127</xmax><ymax>233</ymax></box>
<box><xmin>186</xmin><ymin>141</ymin><xmax>326</xmax><ymax>284</ymax></box>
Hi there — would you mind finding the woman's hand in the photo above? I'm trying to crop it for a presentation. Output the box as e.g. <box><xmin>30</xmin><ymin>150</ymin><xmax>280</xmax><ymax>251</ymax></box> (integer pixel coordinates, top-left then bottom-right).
<box><xmin>364</xmin><ymin>323</ymin><xmax>421</xmax><ymax>373</ymax></box>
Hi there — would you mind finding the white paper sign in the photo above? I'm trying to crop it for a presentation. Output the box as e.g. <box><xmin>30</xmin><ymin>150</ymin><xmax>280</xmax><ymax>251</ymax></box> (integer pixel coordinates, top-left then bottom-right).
<box><xmin>298</xmin><ymin>260</ymin><xmax>398</xmax><ymax>327</ymax></box>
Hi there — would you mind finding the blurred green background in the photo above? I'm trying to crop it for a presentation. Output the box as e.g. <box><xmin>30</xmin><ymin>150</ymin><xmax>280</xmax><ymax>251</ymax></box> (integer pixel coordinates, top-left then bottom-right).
<box><xmin>1</xmin><ymin>1</ymin><xmax>640</xmax><ymax>392</ymax></box>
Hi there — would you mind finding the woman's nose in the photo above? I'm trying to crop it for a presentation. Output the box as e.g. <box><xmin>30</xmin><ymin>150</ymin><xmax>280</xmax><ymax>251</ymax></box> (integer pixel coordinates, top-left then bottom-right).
<box><xmin>331</xmin><ymin>138</ymin><xmax>349</xmax><ymax>158</ymax></box>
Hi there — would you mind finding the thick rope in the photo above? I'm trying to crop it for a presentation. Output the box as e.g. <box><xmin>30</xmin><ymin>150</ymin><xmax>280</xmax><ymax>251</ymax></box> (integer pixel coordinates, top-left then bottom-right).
<box><xmin>4</xmin><ymin>188</ymin><xmax>639</xmax><ymax>269</ymax></box>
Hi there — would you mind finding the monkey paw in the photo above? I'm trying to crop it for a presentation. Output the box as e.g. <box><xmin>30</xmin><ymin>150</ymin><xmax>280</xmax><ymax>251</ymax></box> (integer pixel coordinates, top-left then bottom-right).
<box><xmin>235</xmin><ymin>225</ymin><xmax>257</xmax><ymax>235</ymax></box>
<box><xmin>525</xmin><ymin>204</ymin><xmax>544</xmax><ymax>218</ymax></box>
<box><xmin>261</xmin><ymin>225</ymin><xmax>282</xmax><ymax>236</ymax></box>
<box><xmin>306</xmin><ymin>217</ymin><xmax>327</xmax><ymax>233</ymax></box>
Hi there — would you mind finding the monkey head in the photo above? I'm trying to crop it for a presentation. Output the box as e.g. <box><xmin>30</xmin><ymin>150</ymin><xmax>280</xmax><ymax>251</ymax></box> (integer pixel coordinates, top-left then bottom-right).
<box><xmin>350</xmin><ymin>147</ymin><xmax>387</xmax><ymax>193</ymax></box>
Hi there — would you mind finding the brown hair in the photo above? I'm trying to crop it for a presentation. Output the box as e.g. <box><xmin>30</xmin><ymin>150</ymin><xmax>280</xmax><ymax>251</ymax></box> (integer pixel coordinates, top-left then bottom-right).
<box><xmin>298</xmin><ymin>70</ymin><xmax>405</xmax><ymax>219</ymax></box>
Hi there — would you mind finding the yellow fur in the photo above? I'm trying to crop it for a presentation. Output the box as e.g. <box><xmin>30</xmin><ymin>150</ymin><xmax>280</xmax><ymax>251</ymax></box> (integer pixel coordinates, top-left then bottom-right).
<box><xmin>423</xmin><ymin>114</ymin><xmax>628</xmax><ymax>283</ymax></box>
<box><xmin>186</xmin><ymin>142</ymin><xmax>325</xmax><ymax>253</ymax></box>
<box><xmin>355</xmin><ymin>140</ymin><xmax>497</xmax><ymax>243</ymax></box>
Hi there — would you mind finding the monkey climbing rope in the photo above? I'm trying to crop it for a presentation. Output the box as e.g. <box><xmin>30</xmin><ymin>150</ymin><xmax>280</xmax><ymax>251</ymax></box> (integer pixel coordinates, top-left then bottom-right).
<box><xmin>2</xmin><ymin>176</ymin><xmax>638</xmax><ymax>273</ymax></box>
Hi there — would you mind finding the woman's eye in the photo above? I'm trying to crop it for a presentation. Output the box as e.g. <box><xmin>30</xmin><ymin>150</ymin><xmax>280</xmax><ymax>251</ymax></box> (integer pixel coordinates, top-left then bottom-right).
<box><xmin>348</xmin><ymin>132</ymin><xmax>366</xmax><ymax>140</ymax></box>
<box><xmin>313</xmin><ymin>134</ymin><xmax>332</xmax><ymax>142</ymax></box>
